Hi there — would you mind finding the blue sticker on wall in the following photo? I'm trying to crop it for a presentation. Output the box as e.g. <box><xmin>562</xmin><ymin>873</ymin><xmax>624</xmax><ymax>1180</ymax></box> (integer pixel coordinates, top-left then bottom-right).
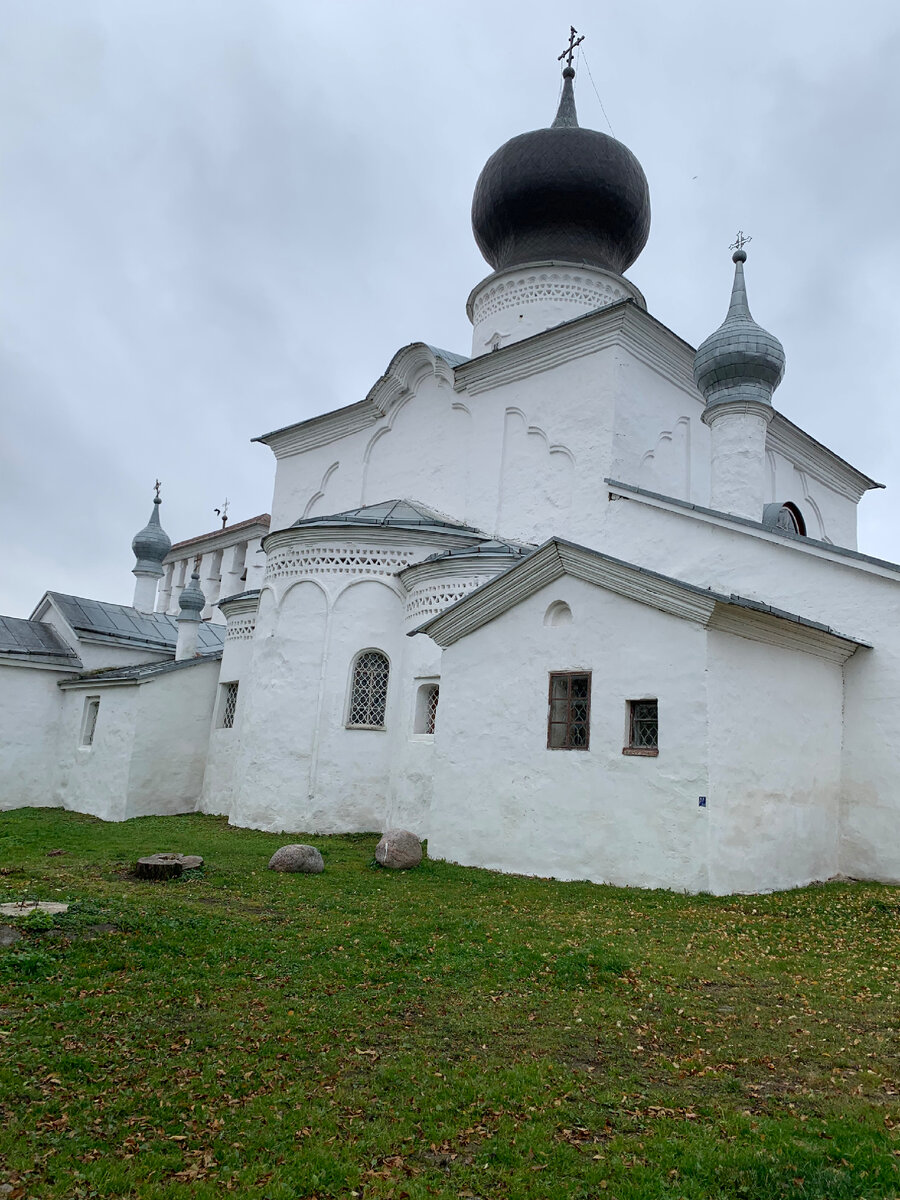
<box><xmin>698</xmin><ymin>796</ymin><xmax>707</xmax><ymax>808</ymax></box>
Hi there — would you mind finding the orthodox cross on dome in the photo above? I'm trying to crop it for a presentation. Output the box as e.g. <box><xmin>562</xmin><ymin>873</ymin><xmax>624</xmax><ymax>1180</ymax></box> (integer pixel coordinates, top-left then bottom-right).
<box><xmin>153</xmin><ymin>478</ymin><xmax>162</xmax><ymax>501</ymax></box>
<box><xmin>214</xmin><ymin>497</ymin><xmax>229</xmax><ymax>529</ymax></box>
<box><xmin>729</xmin><ymin>230</ymin><xmax>752</xmax><ymax>253</ymax></box>
<box><xmin>557</xmin><ymin>26</ymin><xmax>584</xmax><ymax>70</ymax></box>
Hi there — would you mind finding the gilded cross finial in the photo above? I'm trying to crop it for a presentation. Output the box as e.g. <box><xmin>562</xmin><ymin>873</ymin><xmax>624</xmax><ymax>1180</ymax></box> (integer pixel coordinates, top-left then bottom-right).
<box><xmin>729</xmin><ymin>230</ymin><xmax>752</xmax><ymax>253</ymax></box>
<box><xmin>557</xmin><ymin>26</ymin><xmax>584</xmax><ymax>70</ymax></box>
<box><xmin>214</xmin><ymin>497</ymin><xmax>229</xmax><ymax>529</ymax></box>
<box><xmin>153</xmin><ymin>479</ymin><xmax>162</xmax><ymax>501</ymax></box>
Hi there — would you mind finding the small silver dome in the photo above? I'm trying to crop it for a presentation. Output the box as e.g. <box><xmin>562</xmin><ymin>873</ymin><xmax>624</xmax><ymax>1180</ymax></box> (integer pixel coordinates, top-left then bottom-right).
<box><xmin>694</xmin><ymin>250</ymin><xmax>785</xmax><ymax>409</ymax></box>
<box><xmin>177</xmin><ymin>571</ymin><xmax>205</xmax><ymax>622</ymax></box>
<box><xmin>132</xmin><ymin>496</ymin><xmax>172</xmax><ymax>575</ymax></box>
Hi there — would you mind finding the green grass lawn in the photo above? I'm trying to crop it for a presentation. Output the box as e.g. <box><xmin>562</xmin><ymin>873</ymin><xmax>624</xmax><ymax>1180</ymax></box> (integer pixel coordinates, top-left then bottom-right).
<box><xmin>1</xmin><ymin>809</ymin><xmax>899</xmax><ymax>1199</ymax></box>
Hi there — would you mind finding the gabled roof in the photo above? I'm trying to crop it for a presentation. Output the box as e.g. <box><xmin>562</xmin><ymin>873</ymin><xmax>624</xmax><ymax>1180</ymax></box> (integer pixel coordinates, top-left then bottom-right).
<box><xmin>35</xmin><ymin>593</ymin><xmax>225</xmax><ymax>654</ymax></box>
<box><xmin>0</xmin><ymin>615</ymin><xmax>82</xmax><ymax>668</ymax></box>
<box><xmin>292</xmin><ymin>499</ymin><xmax>484</xmax><ymax>537</ymax></box>
<box><xmin>57</xmin><ymin>651</ymin><xmax>222</xmax><ymax>689</ymax></box>
<box><xmin>414</xmin><ymin>537</ymin><xmax>869</xmax><ymax>664</ymax></box>
<box><xmin>253</xmin><ymin>344</ymin><xmax>468</xmax><ymax>459</ymax></box>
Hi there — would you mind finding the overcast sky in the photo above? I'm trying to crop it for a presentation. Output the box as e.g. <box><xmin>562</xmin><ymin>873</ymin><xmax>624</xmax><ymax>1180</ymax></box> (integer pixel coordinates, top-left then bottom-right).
<box><xmin>2</xmin><ymin>0</ymin><xmax>899</xmax><ymax>616</ymax></box>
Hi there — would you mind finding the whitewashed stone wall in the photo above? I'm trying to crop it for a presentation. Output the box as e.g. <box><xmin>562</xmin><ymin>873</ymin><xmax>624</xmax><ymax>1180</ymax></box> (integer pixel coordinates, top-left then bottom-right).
<box><xmin>428</xmin><ymin>577</ymin><xmax>712</xmax><ymax>890</ymax></box>
<box><xmin>0</xmin><ymin>663</ymin><xmax>67</xmax><ymax>810</ymax></box>
<box><xmin>599</xmin><ymin>489</ymin><xmax>900</xmax><ymax>885</ymax></box>
<box><xmin>55</xmin><ymin>662</ymin><xmax>220</xmax><ymax>821</ymax></box>
<box><xmin>427</xmin><ymin>574</ymin><xmax>846</xmax><ymax>894</ymax></box>
<box><xmin>266</xmin><ymin>318</ymin><xmax>862</xmax><ymax>558</ymax></box>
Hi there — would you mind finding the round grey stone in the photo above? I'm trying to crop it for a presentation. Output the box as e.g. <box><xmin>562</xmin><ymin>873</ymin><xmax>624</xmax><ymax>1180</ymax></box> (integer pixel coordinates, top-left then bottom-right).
<box><xmin>268</xmin><ymin>844</ymin><xmax>324</xmax><ymax>874</ymax></box>
<box><xmin>375</xmin><ymin>829</ymin><xmax>423</xmax><ymax>870</ymax></box>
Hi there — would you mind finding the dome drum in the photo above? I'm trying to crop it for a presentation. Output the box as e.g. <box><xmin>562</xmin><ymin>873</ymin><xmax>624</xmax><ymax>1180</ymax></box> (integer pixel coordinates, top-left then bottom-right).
<box><xmin>467</xmin><ymin>260</ymin><xmax>645</xmax><ymax>354</ymax></box>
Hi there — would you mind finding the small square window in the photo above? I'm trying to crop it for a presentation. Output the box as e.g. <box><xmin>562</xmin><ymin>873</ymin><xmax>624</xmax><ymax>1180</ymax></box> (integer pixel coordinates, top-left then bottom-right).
<box><xmin>220</xmin><ymin>681</ymin><xmax>239</xmax><ymax>730</ymax></box>
<box><xmin>624</xmin><ymin>699</ymin><xmax>658</xmax><ymax>756</ymax></box>
<box><xmin>81</xmin><ymin>697</ymin><xmax>100</xmax><ymax>746</ymax></box>
<box><xmin>547</xmin><ymin>672</ymin><xmax>591</xmax><ymax>750</ymax></box>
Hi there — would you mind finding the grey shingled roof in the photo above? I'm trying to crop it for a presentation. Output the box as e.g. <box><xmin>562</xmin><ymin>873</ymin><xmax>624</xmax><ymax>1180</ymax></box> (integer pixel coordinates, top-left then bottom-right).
<box><xmin>58</xmin><ymin>651</ymin><xmax>222</xmax><ymax>689</ymax></box>
<box><xmin>43</xmin><ymin>593</ymin><xmax>225</xmax><ymax>653</ymax></box>
<box><xmin>0</xmin><ymin>615</ymin><xmax>81</xmax><ymax>665</ymax></box>
<box><xmin>292</xmin><ymin>499</ymin><xmax>483</xmax><ymax>536</ymax></box>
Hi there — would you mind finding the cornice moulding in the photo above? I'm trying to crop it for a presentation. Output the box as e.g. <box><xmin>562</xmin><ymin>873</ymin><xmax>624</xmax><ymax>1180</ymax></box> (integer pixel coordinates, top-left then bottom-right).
<box><xmin>253</xmin><ymin>344</ymin><xmax>460</xmax><ymax>460</ymax></box>
<box><xmin>605</xmin><ymin>478</ymin><xmax>900</xmax><ymax>584</ymax></box>
<box><xmin>263</xmin><ymin>524</ymin><xmax>484</xmax><ymax>555</ymax></box>
<box><xmin>454</xmin><ymin>303</ymin><xmax>700</xmax><ymax>399</ymax></box>
<box><xmin>399</xmin><ymin>554</ymin><xmax>524</xmax><ymax>589</ymax></box>
<box><xmin>416</xmin><ymin>536</ymin><xmax>866</xmax><ymax>659</ymax></box>
<box><xmin>218</xmin><ymin>592</ymin><xmax>261</xmax><ymax>619</ymax></box>
<box><xmin>165</xmin><ymin>521</ymin><xmax>270</xmax><ymax>562</ymax></box>
<box><xmin>767</xmin><ymin>414</ymin><xmax>882</xmax><ymax>501</ymax></box>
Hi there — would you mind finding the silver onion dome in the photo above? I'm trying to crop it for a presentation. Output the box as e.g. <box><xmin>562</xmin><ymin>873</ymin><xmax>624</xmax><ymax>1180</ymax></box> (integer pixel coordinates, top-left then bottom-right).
<box><xmin>177</xmin><ymin>570</ymin><xmax>206</xmax><ymax>622</ymax></box>
<box><xmin>132</xmin><ymin>494</ymin><xmax>172</xmax><ymax>575</ymax></box>
<box><xmin>694</xmin><ymin>249</ymin><xmax>786</xmax><ymax>409</ymax></box>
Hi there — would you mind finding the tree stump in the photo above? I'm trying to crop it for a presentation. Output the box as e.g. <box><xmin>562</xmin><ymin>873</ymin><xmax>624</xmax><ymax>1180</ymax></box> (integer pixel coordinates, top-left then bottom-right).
<box><xmin>135</xmin><ymin>854</ymin><xmax>184</xmax><ymax>881</ymax></box>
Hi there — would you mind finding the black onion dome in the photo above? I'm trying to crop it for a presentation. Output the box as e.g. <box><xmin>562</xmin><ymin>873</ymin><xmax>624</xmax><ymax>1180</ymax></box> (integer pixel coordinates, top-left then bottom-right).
<box><xmin>471</xmin><ymin>68</ymin><xmax>651</xmax><ymax>274</ymax></box>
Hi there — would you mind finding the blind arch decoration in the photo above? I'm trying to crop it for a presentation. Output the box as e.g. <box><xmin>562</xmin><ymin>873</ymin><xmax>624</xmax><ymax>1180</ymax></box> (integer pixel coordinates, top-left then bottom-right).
<box><xmin>347</xmin><ymin>650</ymin><xmax>390</xmax><ymax>728</ymax></box>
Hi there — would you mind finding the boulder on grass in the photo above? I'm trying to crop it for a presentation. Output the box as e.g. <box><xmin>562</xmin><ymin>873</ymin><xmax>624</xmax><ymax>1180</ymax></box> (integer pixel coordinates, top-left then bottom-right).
<box><xmin>268</xmin><ymin>844</ymin><xmax>324</xmax><ymax>874</ymax></box>
<box><xmin>375</xmin><ymin>829</ymin><xmax>423</xmax><ymax>870</ymax></box>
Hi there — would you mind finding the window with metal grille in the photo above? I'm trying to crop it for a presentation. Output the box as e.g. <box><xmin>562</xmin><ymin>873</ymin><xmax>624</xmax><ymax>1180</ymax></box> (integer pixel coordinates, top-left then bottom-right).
<box><xmin>414</xmin><ymin>682</ymin><xmax>439</xmax><ymax>735</ymax></box>
<box><xmin>547</xmin><ymin>672</ymin><xmax>591</xmax><ymax>750</ymax></box>
<box><xmin>81</xmin><ymin>697</ymin><xmax>100</xmax><ymax>746</ymax></box>
<box><xmin>347</xmin><ymin>651</ymin><xmax>390</xmax><ymax>728</ymax></box>
<box><xmin>220</xmin><ymin>681</ymin><xmax>239</xmax><ymax>730</ymax></box>
<box><xmin>626</xmin><ymin>699</ymin><xmax>658</xmax><ymax>754</ymax></box>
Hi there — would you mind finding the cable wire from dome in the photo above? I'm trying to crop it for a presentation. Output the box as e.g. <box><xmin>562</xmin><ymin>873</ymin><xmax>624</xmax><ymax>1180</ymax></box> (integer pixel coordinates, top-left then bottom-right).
<box><xmin>579</xmin><ymin>46</ymin><xmax>616</xmax><ymax>139</ymax></box>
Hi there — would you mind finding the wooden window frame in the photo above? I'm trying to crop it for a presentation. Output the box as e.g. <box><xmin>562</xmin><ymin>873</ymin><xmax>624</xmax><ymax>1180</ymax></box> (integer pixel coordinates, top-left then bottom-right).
<box><xmin>623</xmin><ymin>698</ymin><xmax>659</xmax><ymax>757</ymax></box>
<box><xmin>547</xmin><ymin>671</ymin><xmax>591</xmax><ymax>751</ymax></box>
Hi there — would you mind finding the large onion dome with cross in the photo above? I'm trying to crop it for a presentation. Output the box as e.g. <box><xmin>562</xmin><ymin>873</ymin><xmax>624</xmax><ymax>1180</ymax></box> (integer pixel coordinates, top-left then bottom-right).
<box><xmin>467</xmin><ymin>29</ymin><xmax>651</xmax><ymax>355</ymax></box>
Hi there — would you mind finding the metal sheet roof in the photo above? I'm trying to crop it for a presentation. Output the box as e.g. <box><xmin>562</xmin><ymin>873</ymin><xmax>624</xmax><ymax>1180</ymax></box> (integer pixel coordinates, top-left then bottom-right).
<box><xmin>292</xmin><ymin>499</ymin><xmax>483</xmax><ymax>535</ymax></box>
<box><xmin>57</xmin><ymin>650</ymin><xmax>223</xmax><ymax>688</ymax></box>
<box><xmin>0</xmin><ymin>615</ymin><xmax>79</xmax><ymax>662</ymax></box>
<box><xmin>45</xmin><ymin>593</ymin><xmax>225</xmax><ymax>652</ymax></box>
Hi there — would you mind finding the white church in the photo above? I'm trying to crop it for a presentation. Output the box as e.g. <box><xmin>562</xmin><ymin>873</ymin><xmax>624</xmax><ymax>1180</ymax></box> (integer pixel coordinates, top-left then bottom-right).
<box><xmin>3</xmin><ymin>58</ymin><xmax>897</xmax><ymax>895</ymax></box>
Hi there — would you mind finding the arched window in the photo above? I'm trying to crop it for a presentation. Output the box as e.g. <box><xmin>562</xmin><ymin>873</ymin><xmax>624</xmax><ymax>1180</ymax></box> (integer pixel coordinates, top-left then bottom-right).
<box><xmin>347</xmin><ymin>650</ymin><xmax>390</xmax><ymax>729</ymax></box>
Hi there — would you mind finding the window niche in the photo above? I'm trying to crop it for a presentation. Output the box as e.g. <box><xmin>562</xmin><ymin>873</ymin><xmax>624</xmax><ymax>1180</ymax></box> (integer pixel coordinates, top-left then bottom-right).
<box><xmin>547</xmin><ymin>672</ymin><xmax>591</xmax><ymax>750</ymax></box>
<box><xmin>347</xmin><ymin>650</ymin><xmax>390</xmax><ymax>729</ymax></box>
<box><xmin>219</xmin><ymin>681</ymin><xmax>239</xmax><ymax>730</ymax></box>
<box><xmin>80</xmin><ymin>696</ymin><xmax>100</xmax><ymax>747</ymax></box>
<box><xmin>543</xmin><ymin>600</ymin><xmax>573</xmax><ymax>626</ymax></box>
<box><xmin>623</xmin><ymin>699</ymin><xmax>658</xmax><ymax>756</ymax></box>
<box><xmin>413</xmin><ymin>682</ymin><xmax>440</xmax><ymax>736</ymax></box>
